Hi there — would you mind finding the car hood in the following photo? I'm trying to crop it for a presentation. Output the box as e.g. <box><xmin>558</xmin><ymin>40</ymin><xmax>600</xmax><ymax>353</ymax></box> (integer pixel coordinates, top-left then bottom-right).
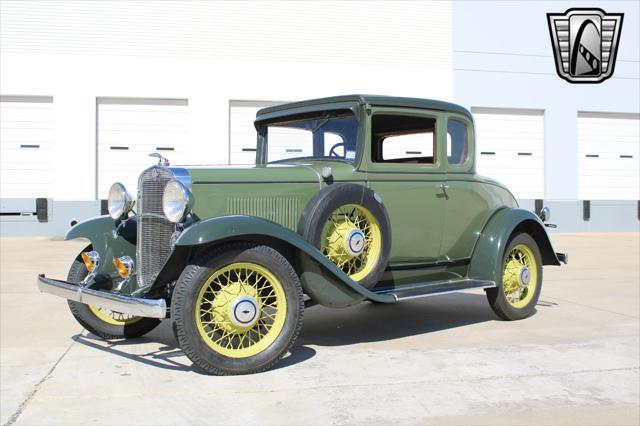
<box><xmin>184</xmin><ymin>163</ymin><xmax>322</xmax><ymax>186</ymax></box>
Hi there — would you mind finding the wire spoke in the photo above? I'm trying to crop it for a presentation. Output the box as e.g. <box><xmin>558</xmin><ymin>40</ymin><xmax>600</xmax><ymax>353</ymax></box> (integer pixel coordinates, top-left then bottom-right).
<box><xmin>195</xmin><ymin>262</ymin><xmax>287</xmax><ymax>356</ymax></box>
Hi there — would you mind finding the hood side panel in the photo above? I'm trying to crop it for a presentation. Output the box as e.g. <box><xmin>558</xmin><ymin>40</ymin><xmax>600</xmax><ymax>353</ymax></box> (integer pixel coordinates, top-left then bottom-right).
<box><xmin>191</xmin><ymin>181</ymin><xmax>319</xmax><ymax>231</ymax></box>
<box><xmin>186</xmin><ymin>163</ymin><xmax>362</xmax><ymax>230</ymax></box>
<box><xmin>227</xmin><ymin>196</ymin><xmax>299</xmax><ymax>230</ymax></box>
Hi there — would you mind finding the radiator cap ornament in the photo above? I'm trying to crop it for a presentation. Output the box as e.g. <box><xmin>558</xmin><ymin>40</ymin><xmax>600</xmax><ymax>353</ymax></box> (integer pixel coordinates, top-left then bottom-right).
<box><xmin>149</xmin><ymin>152</ymin><xmax>170</xmax><ymax>167</ymax></box>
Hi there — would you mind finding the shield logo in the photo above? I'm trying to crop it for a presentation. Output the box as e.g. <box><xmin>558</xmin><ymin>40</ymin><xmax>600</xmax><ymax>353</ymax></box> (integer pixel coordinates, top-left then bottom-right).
<box><xmin>547</xmin><ymin>8</ymin><xmax>623</xmax><ymax>83</ymax></box>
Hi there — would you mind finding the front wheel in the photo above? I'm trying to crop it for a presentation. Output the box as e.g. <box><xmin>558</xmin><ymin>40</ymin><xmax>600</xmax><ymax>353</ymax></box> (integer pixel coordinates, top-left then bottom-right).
<box><xmin>486</xmin><ymin>233</ymin><xmax>543</xmax><ymax>321</ymax></box>
<box><xmin>172</xmin><ymin>243</ymin><xmax>304</xmax><ymax>375</ymax></box>
<box><xmin>67</xmin><ymin>246</ymin><xmax>161</xmax><ymax>339</ymax></box>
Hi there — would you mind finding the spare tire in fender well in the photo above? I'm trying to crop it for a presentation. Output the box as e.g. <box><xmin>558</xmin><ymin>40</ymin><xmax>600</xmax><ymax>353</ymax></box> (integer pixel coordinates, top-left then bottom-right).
<box><xmin>297</xmin><ymin>183</ymin><xmax>392</xmax><ymax>290</ymax></box>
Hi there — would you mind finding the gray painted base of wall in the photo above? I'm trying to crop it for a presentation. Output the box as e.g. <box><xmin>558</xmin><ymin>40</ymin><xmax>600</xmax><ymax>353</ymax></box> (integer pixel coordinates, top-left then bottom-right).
<box><xmin>519</xmin><ymin>199</ymin><xmax>640</xmax><ymax>233</ymax></box>
<box><xmin>1</xmin><ymin>201</ymin><xmax>101</xmax><ymax>237</ymax></box>
<box><xmin>1</xmin><ymin>199</ymin><xmax>638</xmax><ymax>237</ymax></box>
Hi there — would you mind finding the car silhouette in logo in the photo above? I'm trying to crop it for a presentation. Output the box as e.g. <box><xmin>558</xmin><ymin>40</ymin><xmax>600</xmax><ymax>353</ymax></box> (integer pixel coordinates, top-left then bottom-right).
<box><xmin>547</xmin><ymin>8</ymin><xmax>623</xmax><ymax>83</ymax></box>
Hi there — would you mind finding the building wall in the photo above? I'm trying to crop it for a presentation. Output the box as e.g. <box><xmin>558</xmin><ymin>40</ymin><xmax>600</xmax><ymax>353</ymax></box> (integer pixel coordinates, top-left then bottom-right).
<box><xmin>1</xmin><ymin>1</ymin><xmax>638</xmax><ymax>236</ymax></box>
<box><xmin>0</xmin><ymin>0</ymin><xmax>453</xmax><ymax>236</ymax></box>
<box><xmin>453</xmin><ymin>0</ymin><xmax>640</xmax><ymax>232</ymax></box>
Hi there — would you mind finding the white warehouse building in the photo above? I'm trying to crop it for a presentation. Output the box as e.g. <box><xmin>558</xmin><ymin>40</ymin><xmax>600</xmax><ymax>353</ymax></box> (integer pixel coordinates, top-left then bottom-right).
<box><xmin>0</xmin><ymin>1</ymin><xmax>638</xmax><ymax>236</ymax></box>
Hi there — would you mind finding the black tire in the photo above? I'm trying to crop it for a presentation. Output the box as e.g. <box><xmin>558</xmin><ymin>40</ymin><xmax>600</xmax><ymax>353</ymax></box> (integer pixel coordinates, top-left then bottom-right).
<box><xmin>67</xmin><ymin>246</ymin><xmax>161</xmax><ymax>339</ymax></box>
<box><xmin>486</xmin><ymin>233</ymin><xmax>543</xmax><ymax>321</ymax></box>
<box><xmin>172</xmin><ymin>242</ymin><xmax>304</xmax><ymax>375</ymax></box>
<box><xmin>298</xmin><ymin>183</ymin><xmax>391</xmax><ymax>289</ymax></box>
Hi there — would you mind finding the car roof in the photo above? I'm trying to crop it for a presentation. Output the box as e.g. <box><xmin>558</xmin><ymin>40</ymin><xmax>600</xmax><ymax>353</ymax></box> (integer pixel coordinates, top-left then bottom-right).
<box><xmin>255</xmin><ymin>94</ymin><xmax>473</xmax><ymax>121</ymax></box>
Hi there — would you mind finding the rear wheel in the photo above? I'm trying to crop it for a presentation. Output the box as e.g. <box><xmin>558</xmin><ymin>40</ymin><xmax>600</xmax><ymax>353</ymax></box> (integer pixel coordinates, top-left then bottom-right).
<box><xmin>67</xmin><ymin>246</ymin><xmax>161</xmax><ymax>339</ymax></box>
<box><xmin>486</xmin><ymin>233</ymin><xmax>543</xmax><ymax>320</ymax></box>
<box><xmin>172</xmin><ymin>243</ymin><xmax>304</xmax><ymax>375</ymax></box>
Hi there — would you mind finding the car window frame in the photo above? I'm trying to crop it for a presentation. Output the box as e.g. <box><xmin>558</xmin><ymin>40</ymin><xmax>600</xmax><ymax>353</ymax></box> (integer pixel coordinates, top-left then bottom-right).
<box><xmin>255</xmin><ymin>102</ymin><xmax>363</xmax><ymax>167</ymax></box>
<box><xmin>444</xmin><ymin>113</ymin><xmax>475</xmax><ymax>173</ymax></box>
<box><xmin>363</xmin><ymin>107</ymin><xmax>445</xmax><ymax>174</ymax></box>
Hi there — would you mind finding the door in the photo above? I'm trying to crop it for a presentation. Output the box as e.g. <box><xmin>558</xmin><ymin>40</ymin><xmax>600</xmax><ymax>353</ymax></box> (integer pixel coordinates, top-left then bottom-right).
<box><xmin>472</xmin><ymin>107</ymin><xmax>545</xmax><ymax>200</ymax></box>
<box><xmin>97</xmin><ymin>98</ymin><xmax>189</xmax><ymax>199</ymax></box>
<box><xmin>229</xmin><ymin>100</ymin><xmax>283</xmax><ymax>164</ymax></box>
<box><xmin>0</xmin><ymin>96</ymin><xmax>54</xmax><ymax>198</ymax></box>
<box><xmin>365</xmin><ymin>109</ymin><xmax>446</xmax><ymax>264</ymax></box>
<box><xmin>578</xmin><ymin>112</ymin><xmax>640</xmax><ymax>200</ymax></box>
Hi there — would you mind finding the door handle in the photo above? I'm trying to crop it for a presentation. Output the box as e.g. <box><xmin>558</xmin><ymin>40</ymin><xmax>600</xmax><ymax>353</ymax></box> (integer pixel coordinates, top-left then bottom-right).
<box><xmin>438</xmin><ymin>184</ymin><xmax>449</xmax><ymax>199</ymax></box>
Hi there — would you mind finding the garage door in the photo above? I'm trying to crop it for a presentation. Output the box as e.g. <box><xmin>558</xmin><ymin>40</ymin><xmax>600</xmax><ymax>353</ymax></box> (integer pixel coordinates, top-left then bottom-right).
<box><xmin>97</xmin><ymin>98</ymin><xmax>189</xmax><ymax>199</ymax></box>
<box><xmin>472</xmin><ymin>108</ymin><xmax>545</xmax><ymax>200</ymax></box>
<box><xmin>0</xmin><ymin>96</ymin><xmax>54</xmax><ymax>198</ymax></box>
<box><xmin>578</xmin><ymin>112</ymin><xmax>640</xmax><ymax>201</ymax></box>
<box><xmin>229</xmin><ymin>100</ymin><xmax>283</xmax><ymax>165</ymax></box>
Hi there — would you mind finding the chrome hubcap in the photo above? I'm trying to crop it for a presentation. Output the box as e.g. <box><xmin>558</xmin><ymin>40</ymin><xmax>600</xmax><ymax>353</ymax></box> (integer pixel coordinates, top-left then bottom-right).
<box><xmin>519</xmin><ymin>267</ymin><xmax>531</xmax><ymax>287</ymax></box>
<box><xmin>229</xmin><ymin>296</ymin><xmax>259</xmax><ymax>328</ymax></box>
<box><xmin>345</xmin><ymin>229</ymin><xmax>366</xmax><ymax>257</ymax></box>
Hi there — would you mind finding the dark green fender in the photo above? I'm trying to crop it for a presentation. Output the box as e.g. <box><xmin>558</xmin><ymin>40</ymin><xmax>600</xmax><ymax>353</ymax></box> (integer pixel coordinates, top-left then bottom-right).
<box><xmin>65</xmin><ymin>215</ymin><xmax>137</xmax><ymax>285</ymax></box>
<box><xmin>174</xmin><ymin>215</ymin><xmax>396</xmax><ymax>307</ymax></box>
<box><xmin>468</xmin><ymin>208</ymin><xmax>560</xmax><ymax>284</ymax></box>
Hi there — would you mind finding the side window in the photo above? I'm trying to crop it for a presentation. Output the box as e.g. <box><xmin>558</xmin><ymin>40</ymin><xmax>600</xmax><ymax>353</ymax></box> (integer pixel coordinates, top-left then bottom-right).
<box><xmin>447</xmin><ymin>119</ymin><xmax>468</xmax><ymax>165</ymax></box>
<box><xmin>372</xmin><ymin>114</ymin><xmax>436</xmax><ymax>164</ymax></box>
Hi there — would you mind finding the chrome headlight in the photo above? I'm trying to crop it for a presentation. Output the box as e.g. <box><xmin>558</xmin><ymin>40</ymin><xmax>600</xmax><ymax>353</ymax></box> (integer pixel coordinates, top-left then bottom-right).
<box><xmin>107</xmin><ymin>182</ymin><xmax>134</xmax><ymax>220</ymax></box>
<box><xmin>162</xmin><ymin>180</ymin><xmax>192</xmax><ymax>223</ymax></box>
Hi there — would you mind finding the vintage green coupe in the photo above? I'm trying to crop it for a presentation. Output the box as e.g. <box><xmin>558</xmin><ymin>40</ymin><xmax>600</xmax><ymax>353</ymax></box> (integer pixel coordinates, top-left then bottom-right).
<box><xmin>38</xmin><ymin>95</ymin><xmax>566</xmax><ymax>375</ymax></box>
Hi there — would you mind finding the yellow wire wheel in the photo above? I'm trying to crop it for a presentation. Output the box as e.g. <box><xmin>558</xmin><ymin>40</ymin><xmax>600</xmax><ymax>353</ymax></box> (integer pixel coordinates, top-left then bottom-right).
<box><xmin>88</xmin><ymin>305</ymin><xmax>142</xmax><ymax>326</ymax></box>
<box><xmin>320</xmin><ymin>204</ymin><xmax>383</xmax><ymax>281</ymax></box>
<box><xmin>195</xmin><ymin>262</ymin><xmax>287</xmax><ymax>358</ymax></box>
<box><xmin>298</xmin><ymin>184</ymin><xmax>391</xmax><ymax>290</ymax></box>
<box><xmin>486</xmin><ymin>233</ymin><xmax>543</xmax><ymax>321</ymax></box>
<box><xmin>173</xmin><ymin>243</ymin><xmax>303</xmax><ymax>374</ymax></box>
<box><xmin>502</xmin><ymin>243</ymin><xmax>539</xmax><ymax>309</ymax></box>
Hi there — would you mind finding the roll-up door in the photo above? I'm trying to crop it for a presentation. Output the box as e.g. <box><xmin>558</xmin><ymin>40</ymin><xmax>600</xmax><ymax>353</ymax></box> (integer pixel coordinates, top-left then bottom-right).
<box><xmin>0</xmin><ymin>96</ymin><xmax>54</xmax><ymax>198</ymax></box>
<box><xmin>97</xmin><ymin>98</ymin><xmax>188</xmax><ymax>199</ymax></box>
<box><xmin>578</xmin><ymin>112</ymin><xmax>640</xmax><ymax>200</ymax></box>
<box><xmin>229</xmin><ymin>100</ymin><xmax>283</xmax><ymax>165</ymax></box>
<box><xmin>472</xmin><ymin>108</ymin><xmax>545</xmax><ymax>200</ymax></box>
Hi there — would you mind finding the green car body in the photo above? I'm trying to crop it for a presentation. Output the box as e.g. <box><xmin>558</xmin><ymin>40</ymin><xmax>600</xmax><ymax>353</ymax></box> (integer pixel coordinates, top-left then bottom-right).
<box><xmin>38</xmin><ymin>95</ymin><xmax>565</xmax><ymax>374</ymax></box>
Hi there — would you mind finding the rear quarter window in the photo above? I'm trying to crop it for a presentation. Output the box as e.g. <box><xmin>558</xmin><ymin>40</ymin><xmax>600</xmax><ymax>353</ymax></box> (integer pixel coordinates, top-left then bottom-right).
<box><xmin>447</xmin><ymin>119</ymin><xmax>469</xmax><ymax>165</ymax></box>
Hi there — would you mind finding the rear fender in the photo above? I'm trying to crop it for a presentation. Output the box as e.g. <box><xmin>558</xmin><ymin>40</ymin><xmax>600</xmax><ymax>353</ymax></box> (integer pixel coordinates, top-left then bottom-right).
<box><xmin>468</xmin><ymin>208</ymin><xmax>560</xmax><ymax>284</ymax></box>
<box><xmin>168</xmin><ymin>215</ymin><xmax>395</xmax><ymax>307</ymax></box>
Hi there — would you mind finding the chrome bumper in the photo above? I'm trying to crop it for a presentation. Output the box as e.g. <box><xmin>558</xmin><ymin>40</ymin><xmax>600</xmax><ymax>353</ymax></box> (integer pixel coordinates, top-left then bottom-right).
<box><xmin>37</xmin><ymin>274</ymin><xmax>167</xmax><ymax>319</ymax></box>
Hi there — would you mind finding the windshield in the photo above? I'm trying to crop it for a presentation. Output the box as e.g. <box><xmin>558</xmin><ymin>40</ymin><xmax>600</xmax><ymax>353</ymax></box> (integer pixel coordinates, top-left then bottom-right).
<box><xmin>264</xmin><ymin>111</ymin><xmax>358</xmax><ymax>163</ymax></box>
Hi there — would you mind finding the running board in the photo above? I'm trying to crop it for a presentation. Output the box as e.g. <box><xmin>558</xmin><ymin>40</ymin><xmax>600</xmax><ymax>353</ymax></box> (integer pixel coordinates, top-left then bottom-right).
<box><xmin>374</xmin><ymin>279</ymin><xmax>496</xmax><ymax>301</ymax></box>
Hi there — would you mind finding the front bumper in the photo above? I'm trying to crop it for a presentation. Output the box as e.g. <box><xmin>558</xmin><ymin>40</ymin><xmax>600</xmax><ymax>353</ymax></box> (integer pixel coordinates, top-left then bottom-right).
<box><xmin>37</xmin><ymin>274</ymin><xmax>167</xmax><ymax>319</ymax></box>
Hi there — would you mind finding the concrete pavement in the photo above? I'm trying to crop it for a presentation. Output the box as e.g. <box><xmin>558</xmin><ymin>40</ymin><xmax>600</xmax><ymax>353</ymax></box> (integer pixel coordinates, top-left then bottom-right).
<box><xmin>1</xmin><ymin>233</ymin><xmax>638</xmax><ymax>425</ymax></box>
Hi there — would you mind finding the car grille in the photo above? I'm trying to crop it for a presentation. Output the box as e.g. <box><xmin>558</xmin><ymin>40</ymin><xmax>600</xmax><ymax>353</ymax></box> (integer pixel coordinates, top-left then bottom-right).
<box><xmin>136</xmin><ymin>166</ymin><xmax>176</xmax><ymax>288</ymax></box>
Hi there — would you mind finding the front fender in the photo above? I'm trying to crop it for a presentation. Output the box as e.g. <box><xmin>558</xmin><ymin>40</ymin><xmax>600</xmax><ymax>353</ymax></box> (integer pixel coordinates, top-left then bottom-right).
<box><xmin>468</xmin><ymin>208</ymin><xmax>560</xmax><ymax>284</ymax></box>
<box><xmin>65</xmin><ymin>215</ymin><xmax>136</xmax><ymax>285</ymax></box>
<box><xmin>174</xmin><ymin>215</ymin><xmax>395</xmax><ymax>307</ymax></box>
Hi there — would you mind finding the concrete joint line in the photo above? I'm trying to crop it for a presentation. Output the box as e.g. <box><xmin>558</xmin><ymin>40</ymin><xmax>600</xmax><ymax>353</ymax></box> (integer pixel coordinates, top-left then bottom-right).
<box><xmin>544</xmin><ymin>296</ymin><xmax>640</xmax><ymax>319</ymax></box>
<box><xmin>4</xmin><ymin>339</ymin><xmax>78</xmax><ymax>426</ymax></box>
